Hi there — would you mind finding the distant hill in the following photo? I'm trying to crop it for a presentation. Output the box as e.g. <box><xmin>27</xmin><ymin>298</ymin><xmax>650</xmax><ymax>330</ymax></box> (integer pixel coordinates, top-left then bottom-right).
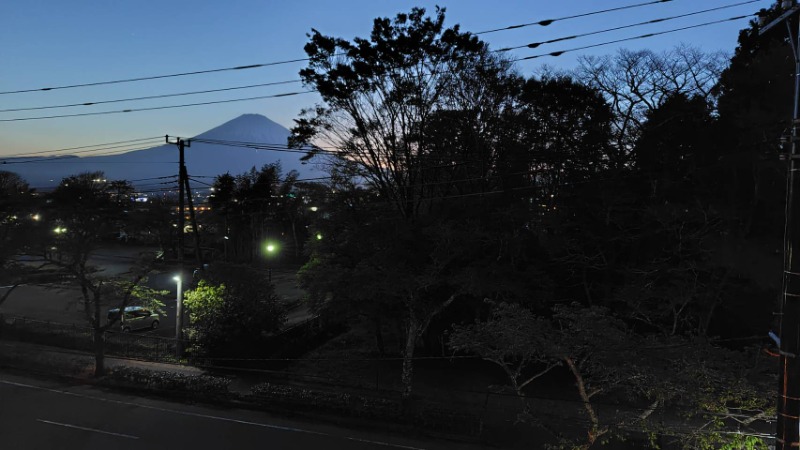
<box><xmin>2</xmin><ymin>114</ymin><xmax>321</xmax><ymax>189</ymax></box>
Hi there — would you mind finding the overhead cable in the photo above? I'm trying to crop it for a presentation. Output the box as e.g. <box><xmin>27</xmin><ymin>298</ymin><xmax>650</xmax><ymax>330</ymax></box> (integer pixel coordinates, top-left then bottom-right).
<box><xmin>0</xmin><ymin>57</ymin><xmax>312</xmax><ymax>95</ymax></box>
<box><xmin>513</xmin><ymin>13</ymin><xmax>754</xmax><ymax>61</ymax></box>
<box><xmin>0</xmin><ymin>145</ymin><xmax>176</xmax><ymax>164</ymax></box>
<box><xmin>476</xmin><ymin>0</ymin><xmax>676</xmax><ymax>34</ymax></box>
<box><xmin>497</xmin><ymin>0</ymin><xmax>765</xmax><ymax>51</ymax></box>
<box><xmin>191</xmin><ymin>137</ymin><xmax>339</xmax><ymax>155</ymax></box>
<box><xmin>2</xmin><ymin>136</ymin><xmax>163</xmax><ymax>158</ymax></box>
<box><xmin>0</xmin><ymin>80</ymin><xmax>302</xmax><ymax>113</ymax></box>
<box><xmin>2</xmin><ymin>141</ymin><xmax>164</xmax><ymax>159</ymax></box>
<box><xmin>0</xmin><ymin>91</ymin><xmax>316</xmax><ymax>123</ymax></box>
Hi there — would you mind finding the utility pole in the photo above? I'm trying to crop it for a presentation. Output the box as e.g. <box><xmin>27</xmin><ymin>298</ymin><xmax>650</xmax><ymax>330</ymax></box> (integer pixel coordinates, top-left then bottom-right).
<box><xmin>760</xmin><ymin>2</ymin><xmax>800</xmax><ymax>448</ymax></box>
<box><xmin>166</xmin><ymin>135</ymin><xmax>203</xmax><ymax>267</ymax></box>
<box><xmin>166</xmin><ymin>135</ymin><xmax>193</xmax><ymax>359</ymax></box>
<box><xmin>182</xmin><ymin>172</ymin><xmax>204</xmax><ymax>266</ymax></box>
<box><xmin>166</xmin><ymin>135</ymin><xmax>189</xmax><ymax>266</ymax></box>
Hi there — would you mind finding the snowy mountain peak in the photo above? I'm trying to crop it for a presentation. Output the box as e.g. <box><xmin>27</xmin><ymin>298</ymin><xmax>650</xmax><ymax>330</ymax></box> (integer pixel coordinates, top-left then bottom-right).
<box><xmin>4</xmin><ymin>114</ymin><xmax>316</xmax><ymax>188</ymax></box>
<box><xmin>194</xmin><ymin>114</ymin><xmax>291</xmax><ymax>144</ymax></box>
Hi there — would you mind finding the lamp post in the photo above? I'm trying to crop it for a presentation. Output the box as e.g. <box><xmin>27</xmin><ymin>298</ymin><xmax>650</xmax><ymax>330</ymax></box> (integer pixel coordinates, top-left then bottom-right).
<box><xmin>758</xmin><ymin>3</ymin><xmax>800</xmax><ymax>449</ymax></box>
<box><xmin>265</xmin><ymin>242</ymin><xmax>277</xmax><ymax>283</ymax></box>
<box><xmin>174</xmin><ymin>275</ymin><xmax>184</xmax><ymax>359</ymax></box>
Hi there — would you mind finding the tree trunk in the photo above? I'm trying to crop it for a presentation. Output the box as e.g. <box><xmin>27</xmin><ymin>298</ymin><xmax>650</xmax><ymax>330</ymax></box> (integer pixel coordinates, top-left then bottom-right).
<box><xmin>374</xmin><ymin>317</ymin><xmax>386</xmax><ymax>356</ymax></box>
<box><xmin>93</xmin><ymin>328</ymin><xmax>106</xmax><ymax>377</ymax></box>
<box><xmin>291</xmin><ymin>220</ymin><xmax>300</xmax><ymax>259</ymax></box>
<box><xmin>401</xmin><ymin>319</ymin><xmax>419</xmax><ymax>401</ymax></box>
<box><xmin>565</xmin><ymin>356</ymin><xmax>607</xmax><ymax>449</ymax></box>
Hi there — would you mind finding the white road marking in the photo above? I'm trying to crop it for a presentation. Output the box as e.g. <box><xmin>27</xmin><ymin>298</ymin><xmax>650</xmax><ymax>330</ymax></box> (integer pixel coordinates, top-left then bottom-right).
<box><xmin>1</xmin><ymin>379</ymin><xmax>427</xmax><ymax>450</ymax></box>
<box><xmin>36</xmin><ymin>419</ymin><xmax>139</xmax><ymax>439</ymax></box>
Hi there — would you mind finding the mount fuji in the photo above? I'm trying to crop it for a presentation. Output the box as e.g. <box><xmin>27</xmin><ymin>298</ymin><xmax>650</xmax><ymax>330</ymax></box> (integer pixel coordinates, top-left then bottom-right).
<box><xmin>3</xmin><ymin>114</ymin><xmax>321</xmax><ymax>189</ymax></box>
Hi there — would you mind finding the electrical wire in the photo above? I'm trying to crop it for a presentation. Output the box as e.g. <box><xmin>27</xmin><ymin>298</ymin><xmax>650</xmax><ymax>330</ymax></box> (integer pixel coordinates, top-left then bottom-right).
<box><xmin>0</xmin><ymin>142</ymin><xmax>171</xmax><ymax>163</ymax></box>
<box><xmin>190</xmin><ymin>137</ymin><xmax>338</xmax><ymax>156</ymax></box>
<box><xmin>0</xmin><ymin>91</ymin><xmax>316</xmax><ymax>123</ymax></box>
<box><xmin>2</xmin><ymin>137</ymin><xmax>164</xmax><ymax>158</ymax></box>
<box><xmin>0</xmin><ymin>80</ymin><xmax>303</xmax><ymax>113</ymax></box>
<box><xmin>496</xmin><ymin>0</ymin><xmax>765</xmax><ymax>52</ymax></box>
<box><xmin>0</xmin><ymin>57</ymin><xmax>313</xmax><ymax>96</ymax></box>
<box><xmin>0</xmin><ymin>6</ymin><xmax>758</xmax><ymax>122</ymax></box>
<box><xmin>476</xmin><ymin>0</ymin><xmax>677</xmax><ymax>34</ymax></box>
<box><xmin>1</xmin><ymin>142</ymin><xmax>164</xmax><ymax>161</ymax></box>
<box><xmin>0</xmin><ymin>149</ymin><xmax>177</xmax><ymax>165</ymax></box>
<box><xmin>512</xmin><ymin>13</ymin><xmax>754</xmax><ymax>62</ymax></box>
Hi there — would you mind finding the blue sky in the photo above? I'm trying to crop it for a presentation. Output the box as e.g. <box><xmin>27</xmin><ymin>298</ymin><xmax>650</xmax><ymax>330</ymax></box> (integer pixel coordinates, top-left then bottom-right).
<box><xmin>0</xmin><ymin>0</ymin><xmax>770</xmax><ymax>158</ymax></box>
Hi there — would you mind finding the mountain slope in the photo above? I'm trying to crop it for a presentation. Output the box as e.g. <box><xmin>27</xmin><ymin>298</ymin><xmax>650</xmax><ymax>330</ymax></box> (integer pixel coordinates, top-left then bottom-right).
<box><xmin>3</xmin><ymin>114</ymin><xmax>318</xmax><ymax>189</ymax></box>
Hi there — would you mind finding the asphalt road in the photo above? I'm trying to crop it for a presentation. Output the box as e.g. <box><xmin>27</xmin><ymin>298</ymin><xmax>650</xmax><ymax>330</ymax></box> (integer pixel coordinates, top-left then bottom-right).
<box><xmin>0</xmin><ymin>371</ymin><xmax>484</xmax><ymax>450</ymax></box>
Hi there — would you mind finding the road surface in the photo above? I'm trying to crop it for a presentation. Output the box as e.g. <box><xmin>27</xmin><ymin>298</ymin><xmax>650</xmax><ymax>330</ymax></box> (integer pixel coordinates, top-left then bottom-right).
<box><xmin>0</xmin><ymin>371</ymin><xmax>485</xmax><ymax>450</ymax></box>
<box><xmin>2</xmin><ymin>246</ymin><xmax>315</xmax><ymax>336</ymax></box>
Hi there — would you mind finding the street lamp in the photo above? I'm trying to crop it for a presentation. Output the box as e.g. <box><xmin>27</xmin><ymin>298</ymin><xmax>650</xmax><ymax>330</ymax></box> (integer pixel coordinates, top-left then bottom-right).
<box><xmin>173</xmin><ymin>275</ymin><xmax>184</xmax><ymax>359</ymax></box>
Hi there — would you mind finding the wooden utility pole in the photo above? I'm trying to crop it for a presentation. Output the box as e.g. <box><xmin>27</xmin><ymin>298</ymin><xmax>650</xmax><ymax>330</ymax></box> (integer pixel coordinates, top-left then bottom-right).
<box><xmin>165</xmin><ymin>136</ymin><xmax>203</xmax><ymax>266</ymax></box>
<box><xmin>760</xmin><ymin>3</ymin><xmax>800</xmax><ymax>449</ymax></box>
<box><xmin>165</xmin><ymin>135</ymin><xmax>204</xmax><ymax>359</ymax></box>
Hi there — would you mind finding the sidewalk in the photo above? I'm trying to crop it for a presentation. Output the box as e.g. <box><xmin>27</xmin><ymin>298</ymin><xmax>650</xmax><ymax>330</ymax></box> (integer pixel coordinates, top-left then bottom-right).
<box><xmin>0</xmin><ymin>339</ymin><xmax>204</xmax><ymax>378</ymax></box>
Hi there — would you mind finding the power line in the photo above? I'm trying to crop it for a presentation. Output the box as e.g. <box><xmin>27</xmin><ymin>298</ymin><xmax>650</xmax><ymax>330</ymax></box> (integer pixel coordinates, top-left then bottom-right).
<box><xmin>476</xmin><ymin>0</ymin><xmax>677</xmax><ymax>35</ymax></box>
<box><xmin>0</xmin><ymin>57</ymin><xmax>313</xmax><ymax>96</ymax></box>
<box><xmin>0</xmin><ymin>143</ymin><xmax>171</xmax><ymax>164</ymax></box>
<box><xmin>512</xmin><ymin>13</ymin><xmax>755</xmax><ymax>62</ymax></box>
<box><xmin>190</xmin><ymin>137</ymin><xmax>337</xmax><ymax>155</ymax></box>
<box><xmin>2</xmin><ymin>137</ymin><xmax>163</xmax><ymax>158</ymax></box>
<box><xmin>0</xmin><ymin>80</ymin><xmax>302</xmax><ymax>113</ymax></box>
<box><xmin>0</xmin><ymin>91</ymin><xmax>316</xmax><ymax>123</ymax></box>
<box><xmin>0</xmin><ymin>152</ymin><xmax>176</xmax><ymax>165</ymax></box>
<box><xmin>497</xmin><ymin>0</ymin><xmax>765</xmax><ymax>52</ymax></box>
<box><xmin>128</xmin><ymin>175</ymin><xmax>178</xmax><ymax>182</ymax></box>
<box><xmin>0</xmin><ymin>7</ymin><xmax>757</xmax><ymax>123</ymax></box>
<box><xmin>1</xmin><ymin>141</ymin><xmax>163</xmax><ymax>160</ymax></box>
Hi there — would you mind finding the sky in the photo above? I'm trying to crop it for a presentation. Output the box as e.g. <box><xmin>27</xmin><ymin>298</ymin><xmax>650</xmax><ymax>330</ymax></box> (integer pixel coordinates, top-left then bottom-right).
<box><xmin>0</xmin><ymin>0</ymin><xmax>773</xmax><ymax>159</ymax></box>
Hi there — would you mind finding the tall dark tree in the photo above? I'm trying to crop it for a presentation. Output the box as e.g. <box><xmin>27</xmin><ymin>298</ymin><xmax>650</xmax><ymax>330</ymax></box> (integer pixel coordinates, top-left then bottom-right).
<box><xmin>291</xmin><ymin>6</ymin><xmax>518</xmax><ymax>219</ymax></box>
<box><xmin>290</xmin><ymin>8</ymin><xmax>550</xmax><ymax>400</ymax></box>
<box><xmin>715</xmin><ymin>4</ymin><xmax>792</xmax><ymax>238</ymax></box>
<box><xmin>514</xmin><ymin>76</ymin><xmax>615</xmax><ymax>210</ymax></box>
<box><xmin>46</xmin><ymin>172</ymin><xmax>160</xmax><ymax>376</ymax></box>
<box><xmin>0</xmin><ymin>171</ymin><xmax>44</xmax><ymax>305</ymax></box>
<box><xmin>208</xmin><ymin>164</ymin><xmax>298</xmax><ymax>263</ymax></box>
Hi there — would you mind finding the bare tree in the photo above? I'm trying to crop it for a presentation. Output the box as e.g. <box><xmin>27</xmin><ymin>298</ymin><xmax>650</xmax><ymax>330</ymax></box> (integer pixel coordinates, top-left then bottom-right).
<box><xmin>576</xmin><ymin>46</ymin><xmax>728</xmax><ymax>167</ymax></box>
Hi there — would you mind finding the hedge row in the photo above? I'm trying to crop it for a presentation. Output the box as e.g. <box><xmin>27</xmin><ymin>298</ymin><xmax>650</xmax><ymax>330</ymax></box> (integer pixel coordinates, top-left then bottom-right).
<box><xmin>107</xmin><ymin>367</ymin><xmax>230</xmax><ymax>397</ymax></box>
<box><xmin>249</xmin><ymin>382</ymin><xmax>482</xmax><ymax>435</ymax></box>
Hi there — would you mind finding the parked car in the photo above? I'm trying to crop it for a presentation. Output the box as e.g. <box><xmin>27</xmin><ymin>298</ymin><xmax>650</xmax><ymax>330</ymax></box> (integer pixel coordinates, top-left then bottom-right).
<box><xmin>107</xmin><ymin>306</ymin><xmax>160</xmax><ymax>332</ymax></box>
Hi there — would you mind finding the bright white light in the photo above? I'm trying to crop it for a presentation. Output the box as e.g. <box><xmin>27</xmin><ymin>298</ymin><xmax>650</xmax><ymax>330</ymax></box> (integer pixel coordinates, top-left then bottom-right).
<box><xmin>173</xmin><ymin>276</ymin><xmax>181</xmax><ymax>282</ymax></box>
